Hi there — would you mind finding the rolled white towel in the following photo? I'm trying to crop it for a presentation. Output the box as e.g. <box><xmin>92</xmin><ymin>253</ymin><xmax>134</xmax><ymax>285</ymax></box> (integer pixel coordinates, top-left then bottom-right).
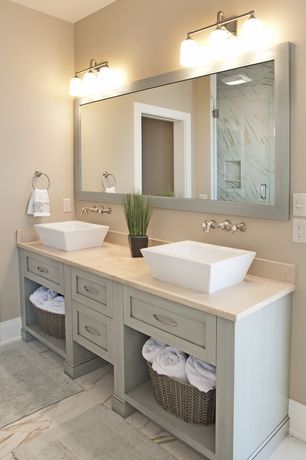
<box><xmin>185</xmin><ymin>355</ymin><xmax>216</xmax><ymax>393</ymax></box>
<box><xmin>152</xmin><ymin>346</ymin><xmax>188</xmax><ymax>383</ymax></box>
<box><xmin>142</xmin><ymin>338</ymin><xmax>166</xmax><ymax>363</ymax></box>
<box><xmin>29</xmin><ymin>286</ymin><xmax>58</xmax><ymax>309</ymax></box>
<box><xmin>42</xmin><ymin>295</ymin><xmax>65</xmax><ymax>315</ymax></box>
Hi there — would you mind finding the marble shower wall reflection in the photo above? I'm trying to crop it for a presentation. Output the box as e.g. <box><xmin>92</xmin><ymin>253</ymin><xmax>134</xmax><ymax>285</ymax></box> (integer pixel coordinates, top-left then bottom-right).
<box><xmin>215</xmin><ymin>61</ymin><xmax>275</xmax><ymax>204</ymax></box>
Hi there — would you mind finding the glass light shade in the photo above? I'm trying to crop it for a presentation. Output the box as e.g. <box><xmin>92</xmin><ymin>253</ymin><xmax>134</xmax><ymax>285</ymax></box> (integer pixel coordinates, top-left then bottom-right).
<box><xmin>180</xmin><ymin>37</ymin><xmax>199</xmax><ymax>67</ymax></box>
<box><xmin>83</xmin><ymin>71</ymin><xmax>100</xmax><ymax>97</ymax></box>
<box><xmin>209</xmin><ymin>27</ymin><xmax>235</xmax><ymax>60</ymax></box>
<box><xmin>112</xmin><ymin>69</ymin><xmax>126</xmax><ymax>89</ymax></box>
<box><xmin>241</xmin><ymin>16</ymin><xmax>264</xmax><ymax>48</ymax></box>
<box><xmin>209</xmin><ymin>27</ymin><xmax>229</xmax><ymax>47</ymax></box>
<box><xmin>98</xmin><ymin>65</ymin><xmax>115</xmax><ymax>91</ymax></box>
<box><xmin>69</xmin><ymin>76</ymin><xmax>83</xmax><ymax>97</ymax></box>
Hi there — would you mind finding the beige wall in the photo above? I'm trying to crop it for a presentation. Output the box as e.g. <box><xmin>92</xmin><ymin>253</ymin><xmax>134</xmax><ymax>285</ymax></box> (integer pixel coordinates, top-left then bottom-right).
<box><xmin>74</xmin><ymin>0</ymin><xmax>306</xmax><ymax>405</ymax></box>
<box><xmin>0</xmin><ymin>1</ymin><xmax>74</xmax><ymax>323</ymax></box>
<box><xmin>81</xmin><ymin>80</ymin><xmax>194</xmax><ymax>194</ymax></box>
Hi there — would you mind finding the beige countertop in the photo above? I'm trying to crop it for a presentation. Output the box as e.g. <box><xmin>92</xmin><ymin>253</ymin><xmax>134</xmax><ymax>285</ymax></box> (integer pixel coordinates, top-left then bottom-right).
<box><xmin>17</xmin><ymin>238</ymin><xmax>295</xmax><ymax>322</ymax></box>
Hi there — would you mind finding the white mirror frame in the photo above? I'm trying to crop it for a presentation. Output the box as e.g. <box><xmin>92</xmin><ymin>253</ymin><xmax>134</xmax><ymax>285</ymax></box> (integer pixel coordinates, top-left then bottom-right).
<box><xmin>75</xmin><ymin>42</ymin><xmax>290</xmax><ymax>220</ymax></box>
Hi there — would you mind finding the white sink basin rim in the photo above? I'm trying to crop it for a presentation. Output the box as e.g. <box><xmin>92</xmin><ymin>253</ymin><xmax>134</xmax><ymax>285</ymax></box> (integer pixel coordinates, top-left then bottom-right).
<box><xmin>141</xmin><ymin>240</ymin><xmax>256</xmax><ymax>294</ymax></box>
<box><xmin>35</xmin><ymin>221</ymin><xmax>109</xmax><ymax>251</ymax></box>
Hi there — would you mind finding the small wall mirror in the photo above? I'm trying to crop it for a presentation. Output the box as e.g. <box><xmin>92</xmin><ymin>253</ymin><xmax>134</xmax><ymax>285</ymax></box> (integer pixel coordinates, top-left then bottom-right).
<box><xmin>75</xmin><ymin>42</ymin><xmax>290</xmax><ymax>220</ymax></box>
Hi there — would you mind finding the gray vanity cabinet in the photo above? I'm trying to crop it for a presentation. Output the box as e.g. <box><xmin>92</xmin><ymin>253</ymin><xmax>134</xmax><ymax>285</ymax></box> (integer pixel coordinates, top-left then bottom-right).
<box><xmin>114</xmin><ymin>286</ymin><xmax>292</xmax><ymax>460</ymax></box>
<box><xmin>18</xmin><ymin>249</ymin><xmax>108</xmax><ymax>378</ymax></box>
<box><xmin>18</xmin><ymin>247</ymin><xmax>292</xmax><ymax>460</ymax></box>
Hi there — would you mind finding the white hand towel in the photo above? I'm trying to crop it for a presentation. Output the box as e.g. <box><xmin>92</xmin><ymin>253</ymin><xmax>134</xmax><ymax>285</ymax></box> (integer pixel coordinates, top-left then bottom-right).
<box><xmin>142</xmin><ymin>338</ymin><xmax>166</xmax><ymax>363</ymax></box>
<box><xmin>152</xmin><ymin>346</ymin><xmax>188</xmax><ymax>383</ymax></box>
<box><xmin>185</xmin><ymin>355</ymin><xmax>216</xmax><ymax>393</ymax></box>
<box><xmin>27</xmin><ymin>191</ymin><xmax>35</xmax><ymax>215</ymax></box>
<box><xmin>105</xmin><ymin>186</ymin><xmax>116</xmax><ymax>193</ymax></box>
<box><xmin>27</xmin><ymin>189</ymin><xmax>50</xmax><ymax>217</ymax></box>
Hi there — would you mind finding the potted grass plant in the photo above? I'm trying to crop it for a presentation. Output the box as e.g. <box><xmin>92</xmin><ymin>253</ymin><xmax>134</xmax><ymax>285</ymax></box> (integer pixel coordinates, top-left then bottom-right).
<box><xmin>123</xmin><ymin>193</ymin><xmax>152</xmax><ymax>257</ymax></box>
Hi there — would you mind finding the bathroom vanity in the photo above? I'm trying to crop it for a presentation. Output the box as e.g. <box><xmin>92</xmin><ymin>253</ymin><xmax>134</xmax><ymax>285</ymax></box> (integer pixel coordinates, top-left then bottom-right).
<box><xmin>17</xmin><ymin>236</ymin><xmax>295</xmax><ymax>460</ymax></box>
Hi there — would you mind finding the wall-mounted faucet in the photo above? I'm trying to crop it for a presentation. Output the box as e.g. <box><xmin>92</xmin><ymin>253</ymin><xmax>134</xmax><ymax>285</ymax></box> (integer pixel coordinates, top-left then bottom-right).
<box><xmin>202</xmin><ymin>220</ymin><xmax>217</xmax><ymax>232</ymax></box>
<box><xmin>202</xmin><ymin>219</ymin><xmax>247</xmax><ymax>233</ymax></box>
<box><xmin>81</xmin><ymin>205</ymin><xmax>112</xmax><ymax>216</ymax></box>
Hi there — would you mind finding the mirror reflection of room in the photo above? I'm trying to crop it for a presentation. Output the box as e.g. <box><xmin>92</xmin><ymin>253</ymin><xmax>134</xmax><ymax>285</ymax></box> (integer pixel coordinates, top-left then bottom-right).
<box><xmin>81</xmin><ymin>61</ymin><xmax>275</xmax><ymax>205</ymax></box>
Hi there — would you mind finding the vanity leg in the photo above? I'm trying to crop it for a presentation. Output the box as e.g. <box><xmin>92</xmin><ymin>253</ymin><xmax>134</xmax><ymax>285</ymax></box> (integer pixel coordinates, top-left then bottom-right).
<box><xmin>64</xmin><ymin>356</ymin><xmax>106</xmax><ymax>379</ymax></box>
<box><xmin>21</xmin><ymin>328</ymin><xmax>35</xmax><ymax>342</ymax></box>
<box><xmin>112</xmin><ymin>394</ymin><xmax>136</xmax><ymax>418</ymax></box>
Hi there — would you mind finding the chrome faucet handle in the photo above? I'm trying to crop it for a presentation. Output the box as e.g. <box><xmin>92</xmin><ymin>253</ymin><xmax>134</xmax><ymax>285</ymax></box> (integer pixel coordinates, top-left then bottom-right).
<box><xmin>98</xmin><ymin>205</ymin><xmax>112</xmax><ymax>215</ymax></box>
<box><xmin>81</xmin><ymin>205</ymin><xmax>112</xmax><ymax>216</ymax></box>
<box><xmin>218</xmin><ymin>220</ymin><xmax>232</xmax><ymax>231</ymax></box>
<box><xmin>231</xmin><ymin>222</ymin><xmax>247</xmax><ymax>234</ymax></box>
<box><xmin>202</xmin><ymin>219</ymin><xmax>217</xmax><ymax>232</ymax></box>
<box><xmin>235</xmin><ymin>222</ymin><xmax>247</xmax><ymax>232</ymax></box>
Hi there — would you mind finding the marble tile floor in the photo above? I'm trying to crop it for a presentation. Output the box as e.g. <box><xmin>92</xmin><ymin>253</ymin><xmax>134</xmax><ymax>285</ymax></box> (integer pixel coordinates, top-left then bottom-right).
<box><xmin>0</xmin><ymin>339</ymin><xmax>305</xmax><ymax>460</ymax></box>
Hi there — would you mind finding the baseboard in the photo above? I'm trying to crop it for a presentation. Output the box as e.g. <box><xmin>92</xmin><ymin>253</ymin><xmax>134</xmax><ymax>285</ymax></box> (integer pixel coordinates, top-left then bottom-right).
<box><xmin>0</xmin><ymin>317</ymin><xmax>21</xmax><ymax>345</ymax></box>
<box><xmin>289</xmin><ymin>399</ymin><xmax>306</xmax><ymax>442</ymax></box>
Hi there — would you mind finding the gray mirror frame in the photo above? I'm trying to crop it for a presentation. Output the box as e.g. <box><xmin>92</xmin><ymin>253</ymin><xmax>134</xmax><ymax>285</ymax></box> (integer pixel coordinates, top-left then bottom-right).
<box><xmin>75</xmin><ymin>42</ymin><xmax>290</xmax><ymax>220</ymax></box>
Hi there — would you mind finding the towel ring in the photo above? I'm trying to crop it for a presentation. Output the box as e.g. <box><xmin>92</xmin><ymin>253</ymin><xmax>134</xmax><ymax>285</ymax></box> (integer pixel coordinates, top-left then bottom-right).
<box><xmin>32</xmin><ymin>170</ymin><xmax>51</xmax><ymax>190</ymax></box>
<box><xmin>101</xmin><ymin>170</ymin><xmax>116</xmax><ymax>190</ymax></box>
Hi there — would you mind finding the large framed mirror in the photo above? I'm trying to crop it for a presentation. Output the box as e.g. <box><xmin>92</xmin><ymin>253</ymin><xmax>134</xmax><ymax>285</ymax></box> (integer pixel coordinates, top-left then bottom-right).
<box><xmin>75</xmin><ymin>42</ymin><xmax>290</xmax><ymax>220</ymax></box>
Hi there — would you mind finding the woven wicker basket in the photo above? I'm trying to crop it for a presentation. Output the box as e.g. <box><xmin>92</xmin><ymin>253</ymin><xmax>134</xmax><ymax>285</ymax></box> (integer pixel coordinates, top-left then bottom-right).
<box><xmin>32</xmin><ymin>304</ymin><xmax>65</xmax><ymax>339</ymax></box>
<box><xmin>147</xmin><ymin>362</ymin><xmax>215</xmax><ymax>425</ymax></box>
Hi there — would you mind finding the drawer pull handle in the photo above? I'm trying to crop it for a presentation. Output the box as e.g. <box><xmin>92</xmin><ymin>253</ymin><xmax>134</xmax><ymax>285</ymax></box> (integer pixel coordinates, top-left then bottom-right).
<box><xmin>37</xmin><ymin>266</ymin><xmax>49</xmax><ymax>274</ymax></box>
<box><xmin>153</xmin><ymin>314</ymin><xmax>177</xmax><ymax>327</ymax></box>
<box><xmin>83</xmin><ymin>285</ymin><xmax>99</xmax><ymax>296</ymax></box>
<box><xmin>85</xmin><ymin>325</ymin><xmax>101</xmax><ymax>336</ymax></box>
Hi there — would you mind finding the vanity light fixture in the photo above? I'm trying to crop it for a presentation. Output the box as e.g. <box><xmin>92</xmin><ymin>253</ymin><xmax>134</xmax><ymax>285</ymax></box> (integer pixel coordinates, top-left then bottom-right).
<box><xmin>180</xmin><ymin>10</ymin><xmax>263</xmax><ymax>67</ymax></box>
<box><xmin>69</xmin><ymin>58</ymin><xmax>119</xmax><ymax>97</ymax></box>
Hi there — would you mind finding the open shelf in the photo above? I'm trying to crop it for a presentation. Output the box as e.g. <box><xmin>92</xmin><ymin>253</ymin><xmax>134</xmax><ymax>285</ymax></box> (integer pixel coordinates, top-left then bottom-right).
<box><xmin>26</xmin><ymin>324</ymin><xmax>66</xmax><ymax>359</ymax></box>
<box><xmin>125</xmin><ymin>380</ymin><xmax>215</xmax><ymax>459</ymax></box>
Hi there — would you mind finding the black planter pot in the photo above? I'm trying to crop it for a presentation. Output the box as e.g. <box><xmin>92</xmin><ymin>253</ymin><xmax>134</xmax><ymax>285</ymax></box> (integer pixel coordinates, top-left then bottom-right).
<box><xmin>128</xmin><ymin>235</ymin><xmax>148</xmax><ymax>258</ymax></box>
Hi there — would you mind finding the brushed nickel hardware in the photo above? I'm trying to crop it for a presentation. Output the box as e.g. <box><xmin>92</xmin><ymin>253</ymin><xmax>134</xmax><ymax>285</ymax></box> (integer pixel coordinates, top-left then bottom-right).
<box><xmin>260</xmin><ymin>184</ymin><xmax>267</xmax><ymax>200</ymax></box>
<box><xmin>212</xmin><ymin>109</ymin><xmax>220</xmax><ymax>119</ymax></box>
<box><xmin>235</xmin><ymin>222</ymin><xmax>247</xmax><ymax>232</ymax></box>
<box><xmin>202</xmin><ymin>220</ymin><xmax>217</xmax><ymax>232</ymax></box>
<box><xmin>32</xmin><ymin>170</ymin><xmax>50</xmax><ymax>190</ymax></box>
<box><xmin>101</xmin><ymin>170</ymin><xmax>116</xmax><ymax>190</ymax></box>
<box><xmin>37</xmin><ymin>266</ymin><xmax>49</xmax><ymax>273</ymax></box>
<box><xmin>74</xmin><ymin>58</ymin><xmax>109</xmax><ymax>78</ymax></box>
<box><xmin>217</xmin><ymin>220</ymin><xmax>233</xmax><ymax>231</ymax></box>
<box><xmin>83</xmin><ymin>285</ymin><xmax>99</xmax><ymax>296</ymax></box>
<box><xmin>81</xmin><ymin>205</ymin><xmax>112</xmax><ymax>216</ymax></box>
<box><xmin>153</xmin><ymin>314</ymin><xmax>177</xmax><ymax>327</ymax></box>
<box><xmin>202</xmin><ymin>219</ymin><xmax>247</xmax><ymax>233</ymax></box>
<box><xmin>85</xmin><ymin>325</ymin><xmax>101</xmax><ymax>336</ymax></box>
<box><xmin>184</xmin><ymin>10</ymin><xmax>255</xmax><ymax>39</ymax></box>
<box><xmin>218</xmin><ymin>220</ymin><xmax>247</xmax><ymax>233</ymax></box>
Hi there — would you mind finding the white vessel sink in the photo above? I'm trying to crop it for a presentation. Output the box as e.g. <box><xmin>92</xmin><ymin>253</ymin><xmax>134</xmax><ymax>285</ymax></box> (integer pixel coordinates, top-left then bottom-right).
<box><xmin>141</xmin><ymin>240</ymin><xmax>256</xmax><ymax>293</ymax></box>
<box><xmin>35</xmin><ymin>221</ymin><xmax>109</xmax><ymax>251</ymax></box>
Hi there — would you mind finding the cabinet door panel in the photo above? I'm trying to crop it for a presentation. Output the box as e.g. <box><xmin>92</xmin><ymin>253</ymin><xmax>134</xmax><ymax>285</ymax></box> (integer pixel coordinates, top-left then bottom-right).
<box><xmin>124</xmin><ymin>287</ymin><xmax>216</xmax><ymax>365</ymax></box>
<box><xmin>71</xmin><ymin>268</ymin><xmax>112</xmax><ymax>317</ymax></box>
<box><xmin>72</xmin><ymin>301</ymin><xmax>112</xmax><ymax>363</ymax></box>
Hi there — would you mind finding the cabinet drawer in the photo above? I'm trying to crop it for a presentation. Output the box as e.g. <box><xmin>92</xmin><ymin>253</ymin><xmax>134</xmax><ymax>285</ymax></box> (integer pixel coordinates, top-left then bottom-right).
<box><xmin>71</xmin><ymin>268</ymin><xmax>112</xmax><ymax>317</ymax></box>
<box><xmin>124</xmin><ymin>288</ymin><xmax>216</xmax><ymax>365</ymax></box>
<box><xmin>72</xmin><ymin>302</ymin><xmax>112</xmax><ymax>363</ymax></box>
<box><xmin>24</xmin><ymin>251</ymin><xmax>64</xmax><ymax>294</ymax></box>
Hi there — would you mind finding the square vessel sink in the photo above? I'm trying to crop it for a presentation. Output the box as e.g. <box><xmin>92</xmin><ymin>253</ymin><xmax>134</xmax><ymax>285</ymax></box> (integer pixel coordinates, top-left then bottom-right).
<box><xmin>35</xmin><ymin>221</ymin><xmax>109</xmax><ymax>251</ymax></box>
<box><xmin>141</xmin><ymin>240</ymin><xmax>256</xmax><ymax>294</ymax></box>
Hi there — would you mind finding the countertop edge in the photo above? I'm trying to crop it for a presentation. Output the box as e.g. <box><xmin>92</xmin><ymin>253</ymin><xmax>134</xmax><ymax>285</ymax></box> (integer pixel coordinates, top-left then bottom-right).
<box><xmin>17</xmin><ymin>241</ymin><xmax>296</xmax><ymax>322</ymax></box>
